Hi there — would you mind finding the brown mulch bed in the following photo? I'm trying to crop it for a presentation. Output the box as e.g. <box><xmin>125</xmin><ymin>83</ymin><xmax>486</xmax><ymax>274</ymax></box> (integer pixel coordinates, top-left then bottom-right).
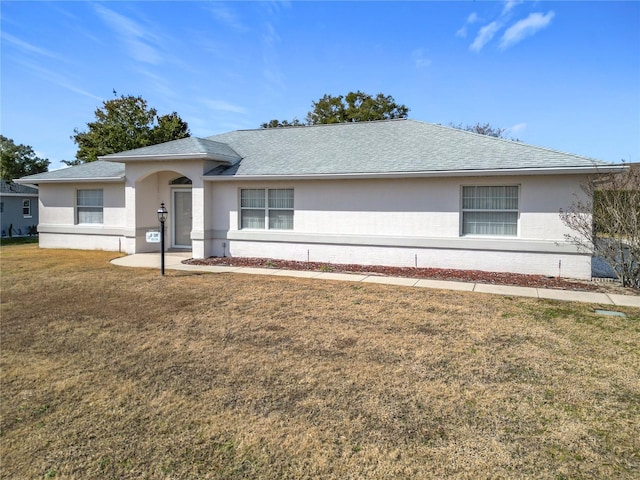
<box><xmin>184</xmin><ymin>256</ymin><xmax>639</xmax><ymax>295</ymax></box>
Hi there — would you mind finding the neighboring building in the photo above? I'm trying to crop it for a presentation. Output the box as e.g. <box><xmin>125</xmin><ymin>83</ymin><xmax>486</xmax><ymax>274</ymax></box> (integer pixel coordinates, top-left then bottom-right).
<box><xmin>0</xmin><ymin>180</ymin><xmax>39</xmax><ymax>237</ymax></box>
<box><xmin>16</xmin><ymin>119</ymin><xmax>624</xmax><ymax>279</ymax></box>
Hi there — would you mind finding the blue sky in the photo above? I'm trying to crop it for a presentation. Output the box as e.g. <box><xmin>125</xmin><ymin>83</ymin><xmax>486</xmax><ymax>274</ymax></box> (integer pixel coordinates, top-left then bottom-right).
<box><xmin>1</xmin><ymin>1</ymin><xmax>639</xmax><ymax>171</ymax></box>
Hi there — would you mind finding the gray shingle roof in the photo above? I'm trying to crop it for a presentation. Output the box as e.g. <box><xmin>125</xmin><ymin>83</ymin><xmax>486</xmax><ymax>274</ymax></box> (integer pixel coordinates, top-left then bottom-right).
<box><xmin>1</xmin><ymin>180</ymin><xmax>38</xmax><ymax>194</ymax></box>
<box><xmin>15</xmin><ymin>120</ymin><xmax>612</xmax><ymax>184</ymax></box>
<box><xmin>206</xmin><ymin>119</ymin><xmax>608</xmax><ymax>176</ymax></box>
<box><xmin>16</xmin><ymin>161</ymin><xmax>125</xmax><ymax>183</ymax></box>
<box><xmin>99</xmin><ymin>137</ymin><xmax>241</xmax><ymax>163</ymax></box>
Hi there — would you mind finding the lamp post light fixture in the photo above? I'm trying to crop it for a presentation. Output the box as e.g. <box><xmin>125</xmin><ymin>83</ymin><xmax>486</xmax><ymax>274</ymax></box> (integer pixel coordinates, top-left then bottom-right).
<box><xmin>157</xmin><ymin>202</ymin><xmax>168</xmax><ymax>276</ymax></box>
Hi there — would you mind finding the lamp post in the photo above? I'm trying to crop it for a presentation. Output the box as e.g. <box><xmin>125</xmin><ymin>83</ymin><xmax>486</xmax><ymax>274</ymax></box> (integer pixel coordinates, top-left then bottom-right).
<box><xmin>157</xmin><ymin>202</ymin><xmax>168</xmax><ymax>276</ymax></box>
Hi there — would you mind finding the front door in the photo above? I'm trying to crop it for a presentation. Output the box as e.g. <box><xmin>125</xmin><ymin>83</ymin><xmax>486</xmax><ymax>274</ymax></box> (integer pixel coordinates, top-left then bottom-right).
<box><xmin>172</xmin><ymin>189</ymin><xmax>192</xmax><ymax>248</ymax></box>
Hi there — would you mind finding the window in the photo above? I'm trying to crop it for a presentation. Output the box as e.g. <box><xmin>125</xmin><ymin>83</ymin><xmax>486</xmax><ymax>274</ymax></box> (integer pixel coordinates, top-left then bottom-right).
<box><xmin>462</xmin><ymin>186</ymin><xmax>518</xmax><ymax>236</ymax></box>
<box><xmin>22</xmin><ymin>199</ymin><xmax>31</xmax><ymax>217</ymax></box>
<box><xmin>268</xmin><ymin>189</ymin><xmax>294</xmax><ymax>229</ymax></box>
<box><xmin>77</xmin><ymin>189</ymin><xmax>103</xmax><ymax>224</ymax></box>
<box><xmin>240</xmin><ymin>188</ymin><xmax>293</xmax><ymax>230</ymax></box>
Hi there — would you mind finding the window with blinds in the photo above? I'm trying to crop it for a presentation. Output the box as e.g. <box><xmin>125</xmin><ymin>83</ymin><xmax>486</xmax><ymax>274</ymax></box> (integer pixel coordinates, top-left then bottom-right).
<box><xmin>77</xmin><ymin>189</ymin><xmax>103</xmax><ymax>224</ymax></box>
<box><xmin>462</xmin><ymin>186</ymin><xmax>518</xmax><ymax>236</ymax></box>
<box><xmin>240</xmin><ymin>188</ymin><xmax>293</xmax><ymax>230</ymax></box>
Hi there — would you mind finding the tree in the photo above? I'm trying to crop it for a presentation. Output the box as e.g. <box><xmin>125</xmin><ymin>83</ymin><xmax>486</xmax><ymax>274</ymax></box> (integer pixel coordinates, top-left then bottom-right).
<box><xmin>69</xmin><ymin>94</ymin><xmax>190</xmax><ymax>165</ymax></box>
<box><xmin>152</xmin><ymin>112</ymin><xmax>191</xmax><ymax>144</ymax></box>
<box><xmin>0</xmin><ymin>136</ymin><xmax>50</xmax><ymax>181</ymax></box>
<box><xmin>560</xmin><ymin>164</ymin><xmax>640</xmax><ymax>288</ymax></box>
<box><xmin>450</xmin><ymin>122</ymin><xmax>520</xmax><ymax>141</ymax></box>
<box><xmin>260</xmin><ymin>118</ymin><xmax>305</xmax><ymax>129</ymax></box>
<box><xmin>261</xmin><ymin>91</ymin><xmax>409</xmax><ymax>128</ymax></box>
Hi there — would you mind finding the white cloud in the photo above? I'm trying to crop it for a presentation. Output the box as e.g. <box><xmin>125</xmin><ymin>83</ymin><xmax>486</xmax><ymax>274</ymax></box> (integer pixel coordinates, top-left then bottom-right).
<box><xmin>465</xmin><ymin>2</ymin><xmax>553</xmax><ymax>52</ymax></box>
<box><xmin>470</xmin><ymin>21</ymin><xmax>501</xmax><ymax>52</ymax></box>
<box><xmin>261</xmin><ymin>1</ymin><xmax>292</xmax><ymax>17</ymax></box>
<box><xmin>134</xmin><ymin>67</ymin><xmax>177</xmax><ymax>99</ymax></box>
<box><xmin>13</xmin><ymin>58</ymin><xmax>102</xmax><ymax>101</ymax></box>
<box><xmin>263</xmin><ymin>22</ymin><xmax>280</xmax><ymax>49</ymax></box>
<box><xmin>93</xmin><ymin>4</ymin><xmax>162</xmax><ymax>65</ymax></box>
<box><xmin>201</xmin><ymin>99</ymin><xmax>247</xmax><ymax>114</ymax></box>
<box><xmin>411</xmin><ymin>49</ymin><xmax>431</xmax><ymax>69</ymax></box>
<box><xmin>507</xmin><ymin>123</ymin><xmax>527</xmax><ymax>136</ymax></box>
<box><xmin>261</xmin><ymin>21</ymin><xmax>285</xmax><ymax>94</ymax></box>
<box><xmin>456</xmin><ymin>12</ymin><xmax>480</xmax><ymax>38</ymax></box>
<box><xmin>1</xmin><ymin>32</ymin><xmax>63</xmax><ymax>61</ymax></box>
<box><xmin>500</xmin><ymin>11</ymin><xmax>555</xmax><ymax>50</ymax></box>
<box><xmin>502</xmin><ymin>0</ymin><xmax>523</xmax><ymax>16</ymax></box>
<box><xmin>207</xmin><ymin>4</ymin><xmax>247</xmax><ymax>32</ymax></box>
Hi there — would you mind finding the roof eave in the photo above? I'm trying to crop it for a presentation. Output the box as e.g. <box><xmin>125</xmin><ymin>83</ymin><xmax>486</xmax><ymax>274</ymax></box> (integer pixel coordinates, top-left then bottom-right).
<box><xmin>203</xmin><ymin>165</ymin><xmax>625</xmax><ymax>181</ymax></box>
<box><xmin>15</xmin><ymin>176</ymin><xmax>125</xmax><ymax>185</ymax></box>
<box><xmin>0</xmin><ymin>192</ymin><xmax>39</xmax><ymax>197</ymax></box>
<box><xmin>99</xmin><ymin>152</ymin><xmax>239</xmax><ymax>164</ymax></box>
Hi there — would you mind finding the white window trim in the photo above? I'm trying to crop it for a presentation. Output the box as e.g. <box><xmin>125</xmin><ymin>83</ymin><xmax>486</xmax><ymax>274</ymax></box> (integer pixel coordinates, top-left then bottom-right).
<box><xmin>239</xmin><ymin>188</ymin><xmax>294</xmax><ymax>230</ymax></box>
<box><xmin>76</xmin><ymin>189</ymin><xmax>104</xmax><ymax>225</ymax></box>
<box><xmin>460</xmin><ymin>185</ymin><xmax>520</xmax><ymax>237</ymax></box>
<box><xmin>171</xmin><ymin>187</ymin><xmax>192</xmax><ymax>249</ymax></box>
<box><xmin>22</xmin><ymin>199</ymin><xmax>32</xmax><ymax>218</ymax></box>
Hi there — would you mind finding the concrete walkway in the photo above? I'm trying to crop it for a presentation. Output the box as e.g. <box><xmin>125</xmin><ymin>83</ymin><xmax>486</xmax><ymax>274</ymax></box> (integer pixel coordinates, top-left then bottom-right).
<box><xmin>111</xmin><ymin>253</ymin><xmax>640</xmax><ymax>308</ymax></box>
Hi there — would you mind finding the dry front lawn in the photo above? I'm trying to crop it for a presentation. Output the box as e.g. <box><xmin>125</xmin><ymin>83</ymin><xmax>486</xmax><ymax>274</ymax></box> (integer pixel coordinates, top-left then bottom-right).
<box><xmin>1</xmin><ymin>245</ymin><xmax>639</xmax><ymax>479</ymax></box>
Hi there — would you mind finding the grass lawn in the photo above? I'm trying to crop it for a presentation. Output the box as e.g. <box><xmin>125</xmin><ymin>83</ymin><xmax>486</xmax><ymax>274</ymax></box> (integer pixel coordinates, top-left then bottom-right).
<box><xmin>0</xmin><ymin>236</ymin><xmax>38</xmax><ymax>247</ymax></box>
<box><xmin>1</xmin><ymin>244</ymin><xmax>639</xmax><ymax>479</ymax></box>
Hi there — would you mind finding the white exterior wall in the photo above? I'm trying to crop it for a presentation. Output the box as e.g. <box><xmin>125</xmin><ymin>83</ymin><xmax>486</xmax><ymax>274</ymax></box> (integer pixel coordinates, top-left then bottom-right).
<box><xmin>210</xmin><ymin>175</ymin><xmax>584</xmax><ymax>239</ymax></box>
<box><xmin>34</xmin><ymin>162</ymin><xmax>210</xmax><ymax>255</ymax></box>
<box><xmin>37</xmin><ymin>182</ymin><xmax>126</xmax><ymax>251</ymax></box>
<box><xmin>226</xmin><ymin>241</ymin><xmax>589</xmax><ymax>279</ymax></box>
<box><xmin>34</xmin><ymin>171</ymin><xmax>592</xmax><ymax>279</ymax></box>
<box><xmin>122</xmin><ymin>162</ymin><xmax>211</xmax><ymax>255</ymax></box>
<box><xmin>207</xmin><ymin>175</ymin><xmax>592</xmax><ymax>279</ymax></box>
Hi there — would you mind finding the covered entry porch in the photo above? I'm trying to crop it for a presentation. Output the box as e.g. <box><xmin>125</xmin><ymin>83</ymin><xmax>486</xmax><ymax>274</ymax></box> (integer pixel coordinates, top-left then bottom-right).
<box><xmin>99</xmin><ymin>136</ymin><xmax>242</xmax><ymax>259</ymax></box>
<box><xmin>121</xmin><ymin>163</ymin><xmax>210</xmax><ymax>258</ymax></box>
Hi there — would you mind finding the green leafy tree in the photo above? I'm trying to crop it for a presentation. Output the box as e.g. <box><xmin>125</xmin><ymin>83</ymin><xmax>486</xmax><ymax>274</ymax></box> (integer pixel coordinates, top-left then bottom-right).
<box><xmin>260</xmin><ymin>118</ymin><xmax>305</xmax><ymax>129</ymax></box>
<box><xmin>153</xmin><ymin>112</ymin><xmax>191</xmax><ymax>144</ymax></box>
<box><xmin>0</xmin><ymin>135</ymin><xmax>50</xmax><ymax>181</ymax></box>
<box><xmin>310</xmin><ymin>91</ymin><xmax>409</xmax><ymax>124</ymax></box>
<box><xmin>261</xmin><ymin>91</ymin><xmax>409</xmax><ymax>128</ymax></box>
<box><xmin>69</xmin><ymin>94</ymin><xmax>190</xmax><ymax>165</ymax></box>
<box><xmin>305</xmin><ymin>94</ymin><xmax>349</xmax><ymax>125</ymax></box>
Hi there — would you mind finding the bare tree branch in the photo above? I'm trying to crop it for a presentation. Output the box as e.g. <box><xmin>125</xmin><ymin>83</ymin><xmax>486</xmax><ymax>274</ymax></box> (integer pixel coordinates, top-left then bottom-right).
<box><xmin>560</xmin><ymin>163</ymin><xmax>640</xmax><ymax>288</ymax></box>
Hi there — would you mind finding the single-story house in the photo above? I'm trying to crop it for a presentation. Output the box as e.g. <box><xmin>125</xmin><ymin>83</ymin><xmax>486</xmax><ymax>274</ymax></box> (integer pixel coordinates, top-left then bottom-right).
<box><xmin>1</xmin><ymin>180</ymin><xmax>39</xmax><ymax>237</ymax></box>
<box><xmin>16</xmin><ymin>119</ymin><xmax>623</xmax><ymax>280</ymax></box>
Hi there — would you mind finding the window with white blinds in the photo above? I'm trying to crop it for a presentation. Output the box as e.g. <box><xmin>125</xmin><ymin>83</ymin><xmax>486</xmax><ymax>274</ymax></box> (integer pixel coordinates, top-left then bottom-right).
<box><xmin>240</xmin><ymin>188</ymin><xmax>293</xmax><ymax>230</ymax></box>
<box><xmin>462</xmin><ymin>186</ymin><xmax>518</xmax><ymax>236</ymax></box>
<box><xmin>77</xmin><ymin>189</ymin><xmax>103</xmax><ymax>224</ymax></box>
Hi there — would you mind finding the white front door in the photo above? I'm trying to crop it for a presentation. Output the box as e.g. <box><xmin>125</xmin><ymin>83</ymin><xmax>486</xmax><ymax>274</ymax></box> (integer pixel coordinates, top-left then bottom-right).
<box><xmin>172</xmin><ymin>189</ymin><xmax>192</xmax><ymax>248</ymax></box>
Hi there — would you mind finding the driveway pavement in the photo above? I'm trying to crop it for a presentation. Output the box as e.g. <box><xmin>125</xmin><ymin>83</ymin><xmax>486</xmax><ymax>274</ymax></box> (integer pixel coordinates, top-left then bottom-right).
<box><xmin>111</xmin><ymin>253</ymin><xmax>640</xmax><ymax>308</ymax></box>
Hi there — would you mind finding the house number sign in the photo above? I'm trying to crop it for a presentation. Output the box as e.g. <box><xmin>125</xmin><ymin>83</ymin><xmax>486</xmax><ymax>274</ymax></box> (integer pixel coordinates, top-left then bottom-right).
<box><xmin>146</xmin><ymin>230</ymin><xmax>161</xmax><ymax>243</ymax></box>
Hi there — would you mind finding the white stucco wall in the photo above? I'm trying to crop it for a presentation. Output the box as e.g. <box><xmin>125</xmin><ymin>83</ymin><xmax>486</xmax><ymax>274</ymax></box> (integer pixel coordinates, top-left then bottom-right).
<box><xmin>37</xmin><ymin>182</ymin><xmax>126</xmax><ymax>251</ymax></box>
<box><xmin>209</xmin><ymin>175</ymin><xmax>585</xmax><ymax>239</ymax></box>
<box><xmin>38</xmin><ymin>182</ymin><xmax>125</xmax><ymax>226</ymax></box>
<box><xmin>124</xmin><ymin>162</ymin><xmax>205</xmax><ymax>254</ymax></box>
<box><xmin>225</xmin><ymin>240</ymin><xmax>589</xmax><ymax>279</ymax></box>
<box><xmin>206</xmin><ymin>174</ymin><xmax>592</xmax><ymax>279</ymax></box>
<box><xmin>33</xmin><ymin>171</ymin><xmax>593</xmax><ymax>279</ymax></box>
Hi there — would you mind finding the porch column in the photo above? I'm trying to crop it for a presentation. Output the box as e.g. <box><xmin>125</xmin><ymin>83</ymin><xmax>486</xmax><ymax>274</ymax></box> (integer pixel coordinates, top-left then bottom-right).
<box><xmin>123</xmin><ymin>182</ymin><xmax>137</xmax><ymax>254</ymax></box>
<box><xmin>191</xmin><ymin>179</ymin><xmax>206</xmax><ymax>259</ymax></box>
